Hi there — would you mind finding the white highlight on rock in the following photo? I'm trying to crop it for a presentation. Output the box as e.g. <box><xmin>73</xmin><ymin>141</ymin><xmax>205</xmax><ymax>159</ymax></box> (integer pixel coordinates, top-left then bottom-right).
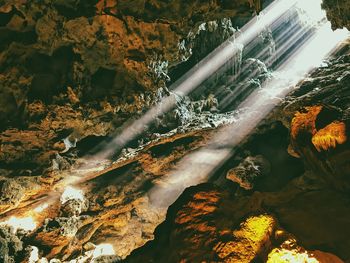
<box><xmin>60</xmin><ymin>186</ymin><xmax>84</xmax><ymax>204</ymax></box>
<box><xmin>62</xmin><ymin>136</ymin><xmax>77</xmax><ymax>153</ymax></box>
<box><xmin>0</xmin><ymin>216</ymin><xmax>36</xmax><ymax>233</ymax></box>
<box><xmin>66</xmin><ymin>243</ymin><xmax>116</xmax><ymax>263</ymax></box>
<box><xmin>34</xmin><ymin>203</ymin><xmax>49</xmax><ymax>213</ymax></box>
<box><xmin>28</xmin><ymin>246</ymin><xmax>39</xmax><ymax>263</ymax></box>
<box><xmin>92</xmin><ymin>243</ymin><xmax>115</xmax><ymax>259</ymax></box>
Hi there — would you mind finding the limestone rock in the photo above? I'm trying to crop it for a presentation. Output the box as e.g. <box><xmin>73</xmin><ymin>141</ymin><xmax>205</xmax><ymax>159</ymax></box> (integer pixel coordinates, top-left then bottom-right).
<box><xmin>226</xmin><ymin>155</ymin><xmax>270</xmax><ymax>190</ymax></box>
<box><xmin>322</xmin><ymin>0</ymin><xmax>350</xmax><ymax>30</ymax></box>
<box><xmin>0</xmin><ymin>226</ymin><xmax>23</xmax><ymax>263</ymax></box>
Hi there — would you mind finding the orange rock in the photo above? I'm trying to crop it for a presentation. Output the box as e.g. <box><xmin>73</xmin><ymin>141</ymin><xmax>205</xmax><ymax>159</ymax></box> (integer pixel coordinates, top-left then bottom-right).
<box><xmin>312</xmin><ymin>121</ymin><xmax>347</xmax><ymax>152</ymax></box>
<box><xmin>67</xmin><ymin>86</ymin><xmax>80</xmax><ymax>105</ymax></box>
<box><xmin>214</xmin><ymin>215</ymin><xmax>276</xmax><ymax>262</ymax></box>
<box><xmin>290</xmin><ymin>106</ymin><xmax>323</xmax><ymax>141</ymax></box>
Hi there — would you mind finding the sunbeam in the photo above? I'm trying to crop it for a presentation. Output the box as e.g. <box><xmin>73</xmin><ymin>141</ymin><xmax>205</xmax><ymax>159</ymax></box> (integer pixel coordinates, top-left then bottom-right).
<box><xmin>15</xmin><ymin>0</ymin><xmax>347</xmax><ymax>211</ymax></box>
<box><xmin>90</xmin><ymin>0</ymin><xmax>312</xmax><ymax>161</ymax></box>
<box><xmin>148</xmin><ymin>5</ymin><xmax>349</xmax><ymax>207</ymax></box>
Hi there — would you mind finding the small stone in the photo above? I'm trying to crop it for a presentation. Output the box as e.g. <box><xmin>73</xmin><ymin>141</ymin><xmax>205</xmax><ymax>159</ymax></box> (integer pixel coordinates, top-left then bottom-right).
<box><xmin>226</xmin><ymin>155</ymin><xmax>270</xmax><ymax>190</ymax></box>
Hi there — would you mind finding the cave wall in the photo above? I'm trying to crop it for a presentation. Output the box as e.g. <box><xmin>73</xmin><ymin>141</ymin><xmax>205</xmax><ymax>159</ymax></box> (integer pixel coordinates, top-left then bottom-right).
<box><xmin>0</xmin><ymin>0</ymin><xmax>261</xmax><ymax>127</ymax></box>
<box><xmin>322</xmin><ymin>0</ymin><xmax>350</xmax><ymax>30</ymax></box>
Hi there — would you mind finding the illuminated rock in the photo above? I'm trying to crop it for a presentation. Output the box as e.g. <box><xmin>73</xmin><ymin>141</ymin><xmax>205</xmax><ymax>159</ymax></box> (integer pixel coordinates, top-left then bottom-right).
<box><xmin>288</xmin><ymin>103</ymin><xmax>350</xmax><ymax>189</ymax></box>
<box><xmin>226</xmin><ymin>155</ymin><xmax>270</xmax><ymax>190</ymax></box>
<box><xmin>60</xmin><ymin>186</ymin><xmax>88</xmax><ymax>216</ymax></box>
<box><xmin>0</xmin><ymin>216</ymin><xmax>36</xmax><ymax>233</ymax></box>
<box><xmin>214</xmin><ymin>215</ymin><xmax>276</xmax><ymax>262</ymax></box>
<box><xmin>267</xmin><ymin>237</ymin><xmax>344</xmax><ymax>263</ymax></box>
<box><xmin>267</xmin><ymin>248</ymin><xmax>320</xmax><ymax>263</ymax></box>
<box><xmin>312</xmin><ymin>121</ymin><xmax>347</xmax><ymax>152</ymax></box>
<box><xmin>0</xmin><ymin>1</ymin><xmax>348</xmax><ymax>262</ymax></box>
<box><xmin>127</xmin><ymin>185</ymin><xmax>279</xmax><ymax>262</ymax></box>
<box><xmin>290</xmin><ymin>105</ymin><xmax>322</xmax><ymax>143</ymax></box>
<box><xmin>60</xmin><ymin>186</ymin><xmax>84</xmax><ymax>204</ymax></box>
<box><xmin>27</xmin><ymin>246</ymin><xmax>40</xmax><ymax>263</ymax></box>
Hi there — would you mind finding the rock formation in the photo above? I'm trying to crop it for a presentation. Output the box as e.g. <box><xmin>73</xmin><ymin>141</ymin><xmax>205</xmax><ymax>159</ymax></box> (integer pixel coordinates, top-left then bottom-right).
<box><xmin>0</xmin><ymin>0</ymin><xmax>349</xmax><ymax>262</ymax></box>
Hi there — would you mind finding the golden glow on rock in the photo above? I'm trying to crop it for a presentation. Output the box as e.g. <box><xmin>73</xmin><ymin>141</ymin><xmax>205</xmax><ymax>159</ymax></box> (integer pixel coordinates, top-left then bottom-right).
<box><xmin>267</xmin><ymin>248</ymin><xmax>319</xmax><ymax>263</ymax></box>
<box><xmin>235</xmin><ymin>215</ymin><xmax>275</xmax><ymax>243</ymax></box>
<box><xmin>214</xmin><ymin>215</ymin><xmax>276</xmax><ymax>262</ymax></box>
<box><xmin>267</xmin><ymin>237</ymin><xmax>344</xmax><ymax>263</ymax></box>
<box><xmin>291</xmin><ymin>106</ymin><xmax>323</xmax><ymax>140</ymax></box>
<box><xmin>312</xmin><ymin>121</ymin><xmax>347</xmax><ymax>152</ymax></box>
<box><xmin>0</xmin><ymin>216</ymin><xmax>36</xmax><ymax>232</ymax></box>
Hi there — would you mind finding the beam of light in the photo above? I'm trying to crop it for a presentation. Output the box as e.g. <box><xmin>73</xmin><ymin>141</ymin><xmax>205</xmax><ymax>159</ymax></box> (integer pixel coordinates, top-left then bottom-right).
<box><xmin>89</xmin><ymin>0</ymin><xmax>304</xmax><ymax>162</ymax></box>
<box><xmin>148</xmin><ymin>14</ymin><xmax>349</xmax><ymax>208</ymax></box>
<box><xmin>50</xmin><ymin>0</ymin><xmax>323</xmax><ymax>191</ymax></box>
<box><xmin>295</xmin><ymin>0</ymin><xmax>327</xmax><ymax>24</ymax></box>
<box><xmin>6</xmin><ymin>0</ymin><xmax>340</xmax><ymax>219</ymax></box>
<box><xmin>1</xmin><ymin>0</ymin><xmax>346</xmax><ymax>246</ymax></box>
<box><xmin>216</xmin><ymin>23</ymin><xmax>312</xmax><ymax>109</ymax></box>
<box><xmin>0</xmin><ymin>216</ymin><xmax>36</xmax><ymax>233</ymax></box>
<box><xmin>219</xmin><ymin>24</ymin><xmax>307</xmax><ymax>108</ymax></box>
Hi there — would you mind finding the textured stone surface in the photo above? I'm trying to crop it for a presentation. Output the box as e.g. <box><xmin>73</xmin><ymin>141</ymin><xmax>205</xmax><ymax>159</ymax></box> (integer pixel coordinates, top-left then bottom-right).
<box><xmin>0</xmin><ymin>0</ymin><xmax>261</xmax><ymax>128</ymax></box>
<box><xmin>226</xmin><ymin>155</ymin><xmax>270</xmax><ymax>190</ymax></box>
<box><xmin>126</xmin><ymin>42</ymin><xmax>350</xmax><ymax>262</ymax></box>
<box><xmin>322</xmin><ymin>0</ymin><xmax>350</xmax><ymax>30</ymax></box>
<box><xmin>0</xmin><ymin>0</ymin><xmax>349</xmax><ymax>262</ymax></box>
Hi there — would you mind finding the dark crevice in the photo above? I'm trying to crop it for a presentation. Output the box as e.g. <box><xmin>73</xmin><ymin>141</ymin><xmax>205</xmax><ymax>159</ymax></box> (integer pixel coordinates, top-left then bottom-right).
<box><xmin>149</xmin><ymin>136</ymin><xmax>198</xmax><ymax>158</ymax></box>
<box><xmin>0</xmin><ymin>29</ymin><xmax>37</xmax><ymax>51</ymax></box>
<box><xmin>27</xmin><ymin>46</ymin><xmax>79</xmax><ymax>103</ymax></box>
<box><xmin>90</xmin><ymin>161</ymin><xmax>139</xmax><ymax>188</ymax></box>
<box><xmin>54</xmin><ymin>0</ymin><xmax>99</xmax><ymax>20</ymax></box>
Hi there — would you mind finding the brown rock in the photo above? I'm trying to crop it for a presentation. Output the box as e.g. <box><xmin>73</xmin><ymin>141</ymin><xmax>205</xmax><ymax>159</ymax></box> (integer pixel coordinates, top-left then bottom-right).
<box><xmin>226</xmin><ymin>155</ymin><xmax>270</xmax><ymax>190</ymax></box>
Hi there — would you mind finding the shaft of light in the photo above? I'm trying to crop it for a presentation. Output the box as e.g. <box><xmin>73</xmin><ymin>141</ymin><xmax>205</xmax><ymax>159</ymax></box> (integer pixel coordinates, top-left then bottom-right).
<box><xmin>91</xmin><ymin>0</ymin><xmax>303</xmax><ymax>161</ymax></box>
<box><xmin>3</xmin><ymin>0</ymin><xmax>345</xmax><ymax>226</ymax></box>
<box><xmin>148</xmin><ymin>20</ymin><xmax>349</xmax><ymax>208</ymax></box>
<box><xmin>220</xmin><ymin>25</ymin><xmax>312</xmax><ymax>109</ymax></box>
<box><xmin>48</xmin><ymin>0</ymin><xmax>345</xmax><ymax>207</ymax></box>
